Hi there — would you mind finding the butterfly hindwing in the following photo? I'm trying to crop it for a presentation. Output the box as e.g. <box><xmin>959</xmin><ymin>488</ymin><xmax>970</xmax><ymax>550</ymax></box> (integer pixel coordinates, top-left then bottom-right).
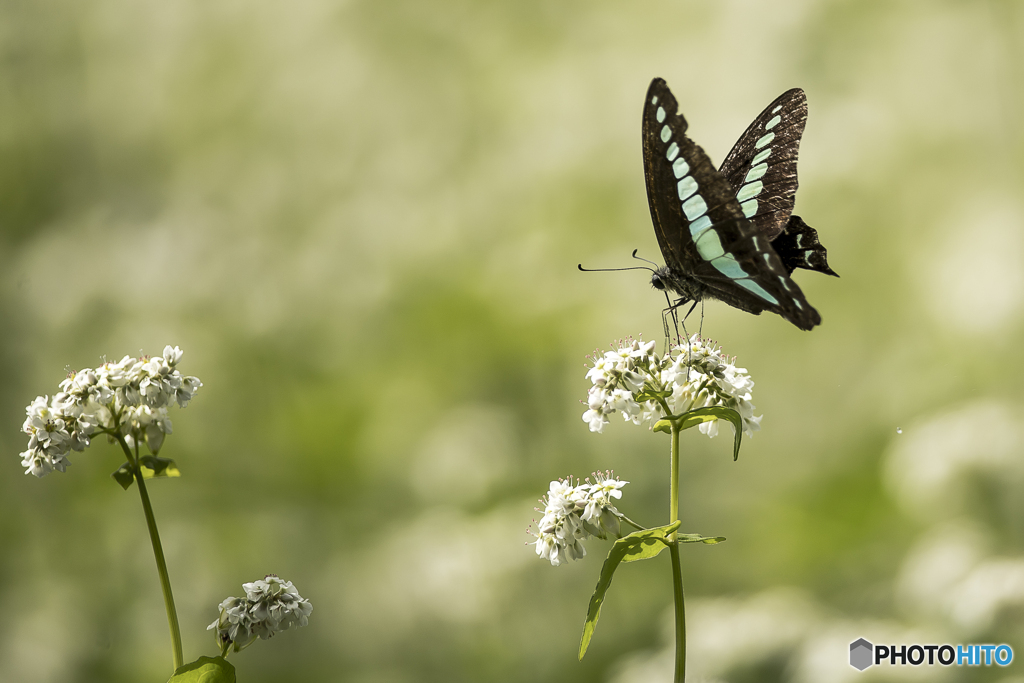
<box><xmin>719</xmin><ymin>88</ymin><xmax>807</xmax><ymax>242</ymax></box>
<box><xmin>769</xmin><ymin>215</ymin><xmax>838</xmax><ymax>277</ymax></box>
<box><xmin>642</xmin><ymin>78</ymin><xmax>822</xmax><ymax>331</ymax></box>
<box><xmin>694</xmin><ymin>219</ymin><xmax>822</xmax><ymax>329</ymax></box>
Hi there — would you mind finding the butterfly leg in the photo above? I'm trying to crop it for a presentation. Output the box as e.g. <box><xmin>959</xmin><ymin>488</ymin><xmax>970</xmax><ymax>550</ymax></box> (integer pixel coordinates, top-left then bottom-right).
<box><xmin>660</xmin><ymin>309</ymin><xmax>673</xmax><ymax>350</ymax></box>
<box><xmin>661</xmin><ymin>297</ymin><xmax>699</xmax><ymax>379</ymax></box>
<box><xmin>661</xmin><ymin>293</ymin><xmax>688</xmax><ymax>350</ymax></box>
<box><xmin>675</xmin><ymin>299</ymin><xmax>699</xmax><ymax>381</ymax></box>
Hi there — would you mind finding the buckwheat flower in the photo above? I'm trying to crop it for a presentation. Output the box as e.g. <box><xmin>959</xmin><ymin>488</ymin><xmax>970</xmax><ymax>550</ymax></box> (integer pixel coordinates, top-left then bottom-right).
<box><xmin>533</xmin><ymin>477</ymin><xmax>585</xmax><ymax>566</ymax></box>
<box><xmin>117</xmin><ymin>381</ymin><xmax>143</xmax><ymax>408</ymax></box>
<box><xmin>20</xmin><ymin>447</ymin><xmax>70</xmax><ymax>477</ymax></box>
<box><xmin>97</xmin><ymin>356</ymin><xmax>132</xmax><ymax>388</ymax></box>
<box><xmin>163</xmin><ymin>345</ymin><xmax>184</xmax><ymax>366</ymax></box>
<box><xmin>531</xmin><ymin>473</ymin><xmax>629</xmax><ymax>565</ymax></box>
<box><xmin>209</xmin><ymin>575</ymin><xmax>312</xmax><ymax>654</ymax></box>
<box><xmin>536</xmin><ymin>506</ymin><xmax>586</xmax><ymax>566</ymax></box>
<box><xmin>243</xmin><ymin>576</ymin><xmax>312</xmax><ymax>638</ymax></box>
<box><xmin>585</xmin><ymin>472</ymin><xmax>626</xmax><ymax>515</ymax></box>
<box><xmin>544</xmin><ymin>479</ymin><xmax>581</xmax><ymax>516</ymax></box>
<box><xmin>628</xmin><ymin>338</ymin><xmax>657</xmax><ymax>360</ymax></box>
<box><xmin>139</xmin><ymin>360</ymin><xmax>172</xmax><ymax>404</ymax></box>
<box><xmin>27</xmin><ymin>407</ymin><xmax>69</xmax><ymax>452</ymax></box>
<box><xmin>57</xmin><ymin>398</ymin><xmax>98</xmax><ymax>452</ymax></box>
<box><xmin>578</xmin><ymin>471</ymin><xmax>628</xmax><ymax>538</ymax></box>
<box><xmin>171</xmin><ymin>375</ymin><xmax>200</xmax><ymax>408</ymax></box>
<box><xmin>18</xmin><ymin>347</ymin><xmax>202</xmax><ymax>477</ymax></box>
<box><xmin>121</xmin><ymin>404</ymin><xmax>174</xmax><ymax>454</ymax></box>
<box><xmin>582</xmin><ymin>335</ymin><xmax>760</xmax><ymax>439</ymax></box>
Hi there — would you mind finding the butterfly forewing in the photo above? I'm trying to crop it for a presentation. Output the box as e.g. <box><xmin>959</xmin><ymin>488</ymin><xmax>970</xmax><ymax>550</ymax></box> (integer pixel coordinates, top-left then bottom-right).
<box><xmin>642</xmin><ymin>79</ymin><xmax>747</xmax><ymax>274</ymax></box>
<box><xmin>719</xmin><ymin>88</ymin><xmax>807</xmax><ymax>242</ymax></box>
<box><xmin>642</xmin><ymin>78</ymin><xmax>821</xmax><ymax>331</ymax></box>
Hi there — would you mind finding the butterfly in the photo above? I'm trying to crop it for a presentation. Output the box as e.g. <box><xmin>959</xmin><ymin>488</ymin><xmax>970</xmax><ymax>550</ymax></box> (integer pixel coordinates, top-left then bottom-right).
<box><xmin>642</xmin><ymin>77</ymin><xmax>837</xmax><ymax>332</ymax></box>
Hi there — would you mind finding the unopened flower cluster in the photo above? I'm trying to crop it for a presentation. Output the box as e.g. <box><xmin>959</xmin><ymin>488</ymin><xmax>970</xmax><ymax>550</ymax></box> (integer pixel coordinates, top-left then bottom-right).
<box><xmin>20</xmin><ymin>346</ymin><xmax>202</xmax><ymax>477</ymax></box>
<box><xmin>582</xmin><ymin>336</ymin><xmax>760</xmax><ymax>438</ymax></box>
<box><xmin>208</xmin><ymin>575</ymin><xmax>313</xmax><ymax>654</ymax></box>
<box><xmin>533</xmin><ymin>472</ymin><xmax>628</xmax><ymax>566</ymax></box>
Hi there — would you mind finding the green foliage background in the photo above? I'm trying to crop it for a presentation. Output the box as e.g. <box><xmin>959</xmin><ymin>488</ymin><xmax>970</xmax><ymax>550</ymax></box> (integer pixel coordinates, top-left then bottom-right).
<box><xmin>2</xmin><ymin>1</ymin><xmax>1023</xmax><ymax>681</ymax></box>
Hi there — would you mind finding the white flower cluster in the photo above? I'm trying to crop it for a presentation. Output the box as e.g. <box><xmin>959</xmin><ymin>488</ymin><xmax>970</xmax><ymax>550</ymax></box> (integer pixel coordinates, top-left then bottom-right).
<box><xmin>208</xmin><ymin>575</ymin><xmax>313</xmax><ymax>653</ymax></box>
<box><xmin>583</xmin><ymin>335</ymin><xmax>760</xmax><ymax>438</ymax></box>
<box><xmin>533</xmin><ymin>472</ymin><xmax>628</xmax><ymax>566</ymax></box>
<box><xmin>20</xmin><ymin>346</ymin><xmax>202</xmax><ymax>477</ymax></box>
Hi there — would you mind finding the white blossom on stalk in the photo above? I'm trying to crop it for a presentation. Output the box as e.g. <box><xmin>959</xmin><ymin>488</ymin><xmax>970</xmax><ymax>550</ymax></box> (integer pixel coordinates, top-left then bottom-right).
<box><xmin>531</xmin><ymin>472</ymin><xmax>629</xmax><ymax>566</ymax></box>
<box><xmin>208</xmin><ymin>575</ymin><xmax>312</xmax><ymax>653</ymax></box>
<box><xmin>18</xmin><ymin>346</ymin><xmax>202</xmax><ymax>477</ymax></box>
<box><xmin>582</xmin><ymin>335</ymin><xmax>760</xmax><ymax>438</ymax></box>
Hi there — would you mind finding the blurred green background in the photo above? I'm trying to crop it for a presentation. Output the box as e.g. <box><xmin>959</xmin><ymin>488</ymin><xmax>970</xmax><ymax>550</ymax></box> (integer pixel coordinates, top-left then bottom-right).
<box><xmin>2</xmin><ymin>1</ymin><xmax>1024</xmax><ymax>681</ymax></box>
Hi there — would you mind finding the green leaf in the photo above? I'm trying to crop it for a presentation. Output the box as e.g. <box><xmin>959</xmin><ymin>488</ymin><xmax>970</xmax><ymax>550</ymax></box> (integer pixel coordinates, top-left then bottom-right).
<box><xmin>677</xmin><ymin>533</ymin><xmax>726</xmax><ymax>544</ymax></box>
<box><xmin>653</xmin><ymin>406</ymin><xmax>744</xmax><ymax>460</ymax></box>
<box><xmin>167</xmin><ymin>656</ymin><xmax>235</xmax><ymax>683</ymax></box>
<box><xmin>111</xmin><ymin>462</ymin><xmax>135</xmax><ymax>490</ymax></box>
<box><xmin>139</xmin><ymin>455</ymin><xmax>181</xmax><ymax>479</ymax></box>
<box><xmin>579</xmin><ymin>521</ymin><xmax>681</xmax><ymax>660</ymax></box>
<box><xmin>635</xmin><ymin>388</ymin><xmax>672</xmax><ymax>403</ymax></box>
<box><xmin>111</xmin><ymin>456</ymin><xmax>180</xmax><ymax>490</ymax></box>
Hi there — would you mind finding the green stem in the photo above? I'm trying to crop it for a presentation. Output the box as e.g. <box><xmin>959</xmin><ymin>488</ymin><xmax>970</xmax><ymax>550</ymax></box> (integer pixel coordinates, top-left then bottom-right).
<box><xmin>669</xmin><ymin>421</ymin><xmax>686</xmax><ymax>683</ymax></box>
<box><xmin>115</xmin><ymin>434</ymin><xmax>183</xmax><ymax>672</ymax></box>
<box><xmin>647</xmin><ymin>362</ymin><xmax>687</xmax><ymax>680</ymax></box>
<box><xmin>614</xmin><ymin>512</ymin><xmax>647</xmax><ymax>532</ymax></box>
<box><xmin>670</xmin><ymin>542</ymin><xmax>686</xmax><ymax>683</ymax></box>
<box><xmin>669</xmin><ymin>422</ymin><xmax>680</xmax><ymax>527</ymax></box>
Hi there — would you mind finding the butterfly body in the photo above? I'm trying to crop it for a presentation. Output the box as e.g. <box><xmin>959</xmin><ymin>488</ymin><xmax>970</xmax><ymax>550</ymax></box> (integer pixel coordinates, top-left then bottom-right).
<box><xmin>641</xmin><ymin>78</ymin><xmax>836</xmax><ymax>331</ymax></box>
<box><xmin>651</xmin><ymin>264</ymin><xmax>708</xmax><ymax>303</ymax></box>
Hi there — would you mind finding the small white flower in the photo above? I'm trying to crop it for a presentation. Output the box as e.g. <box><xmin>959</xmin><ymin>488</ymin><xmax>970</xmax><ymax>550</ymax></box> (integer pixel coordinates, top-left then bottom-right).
<box><xmin>174</xmin><ymin>376</ymin><xmax>202</xmax><ymax>407</ymax></box>
<box><xmin>20</xmin><ymin>448</ymin><xmax>70</xmax><ymax>477</ymax></box>
<box><xmin>97</xmin><ymin>357</ymin><xmax>132</xmax><ymax>388</ymax></box>
<box><xmin>582</xmin><ymin>335</ymin><xmax>761</xmax><ymax>439</ymax></box>
<box><xmin>163</xmin><ymin>345</ymin><xmax>184</xmax><ymax>366</ymax></box>
<box><xmin>590</xmin><ymin>472</ymin><xmax>627</xmax><ymax>501</ymax></box>
<box><xmin>531</xmin><ymin>472</ymin><xmax>628</xmax><ymax>565</ymax></box>
<box><xmin>209</xmin><ymin>575</ymin><xmax>312</xmax><ymax>653</ymax></box>
<box><xmin>582</xmin><ymin>408</ymin><xmax>608</xmax><ymax>433</ymax></box>
<box><xmin>18</xmin><ymin>347</ymin><xmax>201</xmax><ymax>477</ymax></box>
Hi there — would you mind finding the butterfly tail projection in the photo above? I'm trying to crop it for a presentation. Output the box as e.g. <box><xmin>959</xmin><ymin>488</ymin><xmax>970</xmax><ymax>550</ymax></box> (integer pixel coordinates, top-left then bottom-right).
<box><xmin>771</xmin><ymin>215</ymin><xmax>838</xmax><ymax>277</ymax></box>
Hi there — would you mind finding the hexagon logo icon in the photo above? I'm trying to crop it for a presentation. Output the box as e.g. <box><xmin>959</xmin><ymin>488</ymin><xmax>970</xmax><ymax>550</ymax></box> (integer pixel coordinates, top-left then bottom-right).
<box><xmin>850</xmin><ymin>638</ymin><xmax>873</xmax><ymax>671</ymax></box>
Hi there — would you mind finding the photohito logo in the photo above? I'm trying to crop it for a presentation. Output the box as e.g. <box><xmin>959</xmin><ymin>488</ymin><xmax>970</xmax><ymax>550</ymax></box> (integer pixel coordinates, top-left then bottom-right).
<box><xmin>849</xmin><ymin>638</ymin><xmax>1013</xmax><ymax>671</ymax></box>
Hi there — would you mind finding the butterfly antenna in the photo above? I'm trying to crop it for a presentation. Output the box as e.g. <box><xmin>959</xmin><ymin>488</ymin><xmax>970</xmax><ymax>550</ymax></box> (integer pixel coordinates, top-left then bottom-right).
<box><xmin>577</xmin><ymin>263</ymin><xmax>655</xmax><ymax>274</ymax></box>
<box><xmin>631</xmin><ymin>249</ymin><xmax>661</xmax><ymax>268</ymax></box>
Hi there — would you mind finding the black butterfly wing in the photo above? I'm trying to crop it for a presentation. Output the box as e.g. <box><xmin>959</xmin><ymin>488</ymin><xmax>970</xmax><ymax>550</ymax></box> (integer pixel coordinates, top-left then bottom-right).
<box><xmin>719</xmin><ymin>90</ymin><xmax>839</xmax><ymax>278</ymax></box>
<box><xmin>642</xmin><ymin>78</ymin><xmax>821</xmax><ymax>330</ymax></box>
<box><xmin>719</xmin><ymin>88</ymin><xmax>807</xmax><ymax>242</ymax></box>
<box><xmin>692</xmin><ymin>219</ymin><xmax>822</xmax><ymax>329</ymax></box>
<box><xmin>642</xmin><ymin>80</ymin><xmax>745</xmax><ymax>276</ymax></box>
<box><xmin>771</xmin><ymin>215</ymin><xmax>838</xmax><ymax>277</ymax></box>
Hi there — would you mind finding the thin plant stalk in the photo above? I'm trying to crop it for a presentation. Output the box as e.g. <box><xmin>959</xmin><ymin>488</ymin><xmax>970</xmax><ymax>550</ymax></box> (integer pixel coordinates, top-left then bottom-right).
<box><xmin>652</xmin><ymin>389</ymin><xmax>687</xmax><ymax>682</ymax></box>
<box><xmin>115</xmin><ymin>434</ymin><xmax>184</xmax><ymax>672</ymax></box>
<box><xmin>669</xmin><ymin>420</ymin><xmax>686</xmax><ymax>683</ymax></box>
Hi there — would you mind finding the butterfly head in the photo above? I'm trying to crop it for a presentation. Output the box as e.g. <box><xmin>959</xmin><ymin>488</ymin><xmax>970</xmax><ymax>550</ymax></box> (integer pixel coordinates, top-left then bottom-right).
<box><xmin>650</xmin><ymin>266</ymin><xmax>672</xmax><ymax>291</ymax></box>
<box><xmin>650</xmin><ymin>265</ymin><xmax>709</xmax><ymax>305</ymax></box>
